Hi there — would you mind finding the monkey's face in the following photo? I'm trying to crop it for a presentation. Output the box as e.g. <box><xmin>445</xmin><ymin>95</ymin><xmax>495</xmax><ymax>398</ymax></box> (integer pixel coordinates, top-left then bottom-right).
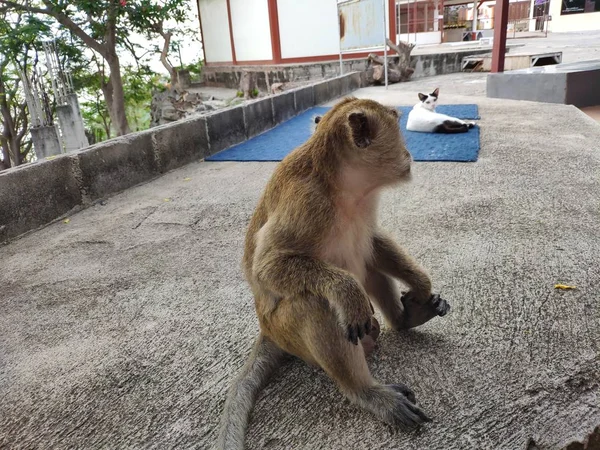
<box><xmin>344</xmin><ymin>101</ymin><xmax>413</xmax><ymax>186</ymax></box>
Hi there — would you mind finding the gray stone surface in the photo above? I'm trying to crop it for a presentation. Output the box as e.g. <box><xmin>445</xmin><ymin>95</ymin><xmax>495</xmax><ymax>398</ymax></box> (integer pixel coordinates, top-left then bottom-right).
<box><xmin>0</xmin><ymin>155</ymin><xmax>81</xmax><ymax>241</ymax></box>
<box><xmin>152</xmin><ymin>115</ymin><xmax>209</xmax><ymax>172</ymax></box>
<box><xmin>314</xmin><ymin>77</ymin><xmax>343</xmax><ymax>105</ymax></box>
<box><xmin>272</xmin><ymin>90</ymin><xmax>295</xmax><ymax>124</ymax></box>
<box><xmin>205</xmin><ymin>105</ymin><xmax>246</xmax><ymax>155</ymax></box>
<box><xmin>0</xmin><ymin>84</ymin><xmax>599</xmax><ymax>449</ymax></box>
<box><xmin>293</xmin><ymin>85</ymin><xmax>315</xmax><ymax>113</ymax></box>
<box><xmin>487</xmin><ymin>72</ymin><xmax>568</xmax><ymax>104</ymax></box>
<box><xmin>244</xmin><ymin>98</ymin><xmax>275</xmax><ymax>138</ymax></box>
<box><xmin>77</xmin><ymin>133</ymin><xmax>159</xmax><ymax>202</ymax></box>
<box><xmin>487</xmin><ymin>60</ymin><xmax>600</xmax><ymax>107</ymax></box>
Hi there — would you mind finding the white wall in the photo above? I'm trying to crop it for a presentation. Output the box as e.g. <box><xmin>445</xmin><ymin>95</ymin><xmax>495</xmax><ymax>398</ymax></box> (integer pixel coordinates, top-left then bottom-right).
<box><xmin>548</xmin><ymin>0</ymin><xmax>600</xmax><ymax>32</ymax></box>
<box><xmin>229</xmin><ymin>0</ymin><xmax>273</xmax><ymax>61</ymax></box>
<box><xmin>198</xmin><ymin>0</ymin><xmax>233</xmax><ymax>63</ymax></box>
<box><xmin>277</xmin><ymin>0</ymin><xmax>340</xmax><ymax>59</ymax></box>
<box><xmin>398</xmin><ymin>31</ymin><xmax>441</xmax><ymax>45</ymax></box>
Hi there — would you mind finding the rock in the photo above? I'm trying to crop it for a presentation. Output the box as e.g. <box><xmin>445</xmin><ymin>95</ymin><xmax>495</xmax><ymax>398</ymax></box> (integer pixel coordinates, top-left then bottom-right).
<box><xmin>161</xmin><ymin>105</ymin><xmax>180</xmax><ymax>121</ymax></box>
<box><xmin>271</xmin><ymin>83</ymin><xmax>284</xmax><ymax>94</ymax></box>
<box><xmin>183</xmin><ymin>92</ymin><xmax>200</xmax><ymax>103</ymax></box>
<box><xmin>203</xmin><ymin>100</ymin><xmax>226</xmax><ymax>111</ymax></box>
<box><xmin>199</xmin><ymin>93</ymin><xmax>215</xmax><ymax>102</ymax></box>
<box><xmin>195</xmin><ymin>104</ymin><xmax>207</xmax><ymax>112</ymax></box>
<box><xmin>240</xmin><ymin>70</ymin><xmax>258</xmax><ymax>99</ymax></box>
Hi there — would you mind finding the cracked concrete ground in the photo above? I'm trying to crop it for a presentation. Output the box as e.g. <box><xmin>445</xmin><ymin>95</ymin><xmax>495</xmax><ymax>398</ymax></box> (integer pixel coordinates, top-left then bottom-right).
<box><xmin>1</xmin><ymin>75</ymin><xmax>599</xmax><ymax>449</ymax></box>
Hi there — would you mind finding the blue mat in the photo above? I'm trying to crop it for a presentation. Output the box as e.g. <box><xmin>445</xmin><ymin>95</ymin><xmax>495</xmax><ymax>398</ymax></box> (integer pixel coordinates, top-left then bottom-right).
<box><xmin>205</xmin><ymin>104</ymin><xmax>480</xmax><ymax>162</ymax></box>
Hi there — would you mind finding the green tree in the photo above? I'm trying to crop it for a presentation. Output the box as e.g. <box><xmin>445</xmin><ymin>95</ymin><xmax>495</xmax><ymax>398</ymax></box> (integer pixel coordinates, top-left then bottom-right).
<box><xmin>0</xmin><ymin>0</ymin><xmax>192</xmax><ymax>137</ymax></box>
<box><xmin>0</xmin><ymin>12</ymin><xmax>51</xmax><ymax>168</ymax></box>
<box><xmin>0</xmin><ymin>9</ymin><xmax>93</xmax><ymax>168</ymax></box>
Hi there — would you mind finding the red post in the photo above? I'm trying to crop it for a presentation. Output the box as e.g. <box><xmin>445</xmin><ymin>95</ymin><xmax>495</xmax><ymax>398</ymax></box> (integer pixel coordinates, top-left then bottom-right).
<box><xmin>225</xmin><ymin>0</ymin><xmax>237</xmax><ymax>64</ymax></box>
<box><xmin>267</xmin><ymin>0</ymin><xmax>282</xmax><ymax>64</ymax></box>
<box><xmin>491</xmin><ymin>0</ymin><xmax>509</xmax><ymax>72</ymax></box>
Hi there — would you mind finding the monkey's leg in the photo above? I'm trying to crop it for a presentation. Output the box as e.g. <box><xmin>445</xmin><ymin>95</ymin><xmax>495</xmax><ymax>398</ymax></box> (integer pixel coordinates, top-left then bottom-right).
<box><xmin>306</xmin><ymin>304</ymin><xmax>429</xmax><ymax>426</ymax></box>
<box><xmin>265</xmin><ymin>295</ymin><xmax>430</xmax><ymax>427</ymax></box>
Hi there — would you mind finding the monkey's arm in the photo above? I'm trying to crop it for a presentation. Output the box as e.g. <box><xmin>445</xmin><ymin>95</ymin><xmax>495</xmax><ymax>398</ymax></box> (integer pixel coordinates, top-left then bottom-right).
<box><xmin>371</xmin><ymin>232</ymin><xmax>432</xmax><ymax>301</ymax></box>
<box><xmin>370</xmin><ymin>232</ymin><xmax>449</xmax><ymax>328</ymax></box>
<box><xmin>254</xmin><ymin>248</ymin><xmax>373</xmax><ymax>344</ymax></box>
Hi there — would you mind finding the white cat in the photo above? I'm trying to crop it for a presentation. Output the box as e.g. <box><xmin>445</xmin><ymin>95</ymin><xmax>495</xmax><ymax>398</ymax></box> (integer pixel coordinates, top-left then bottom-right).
<box><xmin>406</xmin><ymin>88</ymin><xmax>476</xmax><ymax>134</ymax></box>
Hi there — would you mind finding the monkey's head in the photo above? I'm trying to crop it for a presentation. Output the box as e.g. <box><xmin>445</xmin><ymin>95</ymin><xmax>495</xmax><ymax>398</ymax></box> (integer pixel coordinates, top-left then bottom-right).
<box><xmin>315</xmin><ymin>97</ymin><xmax>412</xmax><ymax>186</ymax></box>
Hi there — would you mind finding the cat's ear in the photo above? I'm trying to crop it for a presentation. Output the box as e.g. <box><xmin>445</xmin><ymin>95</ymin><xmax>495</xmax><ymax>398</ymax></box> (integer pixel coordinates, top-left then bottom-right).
<box><xmin>348</xmin><ymin>111</ymin><xmax>371</xmax><ymax>148</ymax></box>
<box><xmin>418</xmin><ymin>93</ymin><xmax>428</xmax><ymax>102</ymax></box>
<box><xmin>431</xmin><ymin>88</ymin><xmax>439</xmax><ymax>98</ymax></box>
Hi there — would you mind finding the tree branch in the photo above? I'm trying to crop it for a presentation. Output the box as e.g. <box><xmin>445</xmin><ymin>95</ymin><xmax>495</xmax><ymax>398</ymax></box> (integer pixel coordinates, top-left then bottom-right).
<box><xmin>50</xmin><ymin>0</ymin><xmax>109</xmax><ymax>56</ymax></box>
<box><xmin>0</xmin><ymin>0</ymin><xmax>108</xmax><ymax>56</ymax></box>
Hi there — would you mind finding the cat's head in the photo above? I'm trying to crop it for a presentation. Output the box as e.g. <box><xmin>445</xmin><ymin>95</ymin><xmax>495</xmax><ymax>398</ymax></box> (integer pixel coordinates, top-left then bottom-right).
<box><xmin>417</xmin><ymin>88</ymin><xmax>439</xmax><ymax>111</ymax></box>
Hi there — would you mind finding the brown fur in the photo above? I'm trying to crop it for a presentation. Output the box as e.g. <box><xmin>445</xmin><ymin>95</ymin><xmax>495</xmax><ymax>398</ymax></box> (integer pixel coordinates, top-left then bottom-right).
<box><xmin>216</xmin><ymin>97</ymin><xmax>449</xmax><ymax>450</ymax></box>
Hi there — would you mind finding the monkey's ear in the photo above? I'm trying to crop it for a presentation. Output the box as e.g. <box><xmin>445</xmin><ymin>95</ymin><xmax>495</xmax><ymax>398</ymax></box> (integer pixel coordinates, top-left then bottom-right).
<box><xmin>388</xmin><ymin>107</ymin><xmax>399</xmax><ymax>119</ymax></box>
<box><xmin>314</xmin><ymin>115</ymin><xmax>322</xmax><ymax>124</ymax></box>
<box><xmin>432</xmin><ymin>88</ymin><xmax>439</xmax><ymax>97</ymax></box>
<box><xmin>348</xmin><ymin>112</ymin><xmax>371</xmax><ymax>148</ymax></box>
<box><xmin>418</xmin><ymin>93</ymin><xmax>427</xmax><ymax>102</ymax></box>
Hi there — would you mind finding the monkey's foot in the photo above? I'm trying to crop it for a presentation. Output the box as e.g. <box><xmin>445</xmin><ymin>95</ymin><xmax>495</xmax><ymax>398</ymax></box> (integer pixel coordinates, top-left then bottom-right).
<box><xmin>399</xmin><ymin>292</ymin><xmax>450</xmax><ymax>329</ymax></box>
<box><xmin>389</xmin><ymin>383</ymin><xmax>416</xmax><ymax>404</ymax></box>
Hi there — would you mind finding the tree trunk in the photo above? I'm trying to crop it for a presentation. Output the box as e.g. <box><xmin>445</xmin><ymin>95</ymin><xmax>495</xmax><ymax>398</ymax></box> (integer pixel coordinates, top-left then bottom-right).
<box><xmin>0</xmin><ymin>75</ymin><xmax>17</xmax><ymax>167</ymax></box>
<box><xmin>0</xmin><ymin>134</ymin><xmax>10</xmax><ymax>170</ymax></box>
<box><xmin>105</xmin><ymin>55</ymin><xmax>131</xmax><ymax>136</ymax></box>
<box><xmin>159</xmin><ymin>30</ymin><xmax>179</xmax><ymax>89</ymax></box>
<box><xmin>386</xmin><ymin>38</ymin><xmax>415</xmax><ymax>82</ymax></box>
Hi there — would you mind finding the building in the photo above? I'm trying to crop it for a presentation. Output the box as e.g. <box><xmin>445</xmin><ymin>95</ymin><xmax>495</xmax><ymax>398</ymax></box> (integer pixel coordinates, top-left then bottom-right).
<box><xmin>196</xmin><ymin>0</ymin><xmax>600</xmax><ymax>67</ymax></box>
<box><xmin>547</xmin><ymin>0</ymin><xmax>600</xmax><ymax>32</ymax></box>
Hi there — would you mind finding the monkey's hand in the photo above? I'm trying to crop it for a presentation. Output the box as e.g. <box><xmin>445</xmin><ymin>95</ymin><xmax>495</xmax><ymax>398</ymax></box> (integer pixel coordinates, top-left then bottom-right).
<box><xmin>399</xmin><ymin>291</ymin><xmax>450</xmax><ymax>329</ymax></box>
<box><xmin>340</xmin><ymin>289</ymin><xmax>374</xmax><ymax>345</ymax></box>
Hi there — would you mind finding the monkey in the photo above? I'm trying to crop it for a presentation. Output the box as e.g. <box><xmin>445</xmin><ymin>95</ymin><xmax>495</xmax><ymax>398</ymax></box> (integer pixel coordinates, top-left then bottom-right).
<box><xmin>216</xmin><ymin>97</ymin><xmax>450</xmax><ymax>450</ymax></box>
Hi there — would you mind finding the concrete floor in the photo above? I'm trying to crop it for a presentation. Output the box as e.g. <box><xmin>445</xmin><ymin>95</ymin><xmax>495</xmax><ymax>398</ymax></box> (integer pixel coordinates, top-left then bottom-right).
<box><xmin>1</xmin><ymin>76</ymin><xmax>600</xmax><ymax>449</ymax></box>
<box><xmin>414</xmin><ymin>30</ymin><xmax>600</xmax><ymax>64</ymax></box>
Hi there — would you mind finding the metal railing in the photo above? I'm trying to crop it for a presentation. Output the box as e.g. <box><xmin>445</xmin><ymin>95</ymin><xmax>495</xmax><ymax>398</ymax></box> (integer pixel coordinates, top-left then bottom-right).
<box><xmin>507</xmin><ymin>16</ymin><xmax>550</xmax><ymax>38</ymax></box>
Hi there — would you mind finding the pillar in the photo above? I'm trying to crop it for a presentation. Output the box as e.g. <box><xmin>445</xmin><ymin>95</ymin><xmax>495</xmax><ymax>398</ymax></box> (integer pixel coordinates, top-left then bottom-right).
<box><xmin>491</xmin><ymin>0</ymin><xmax>509</xmax><ymax>72</ymax></box>
<box><xmin>30</xmin><ymin>125</ymin><xmax>62</xmax><ymax>160</ymax></box>
<box><xmin>57</xmin><ymin>94</ymin><xmax>89</xmax><ymax>153</ymax></box>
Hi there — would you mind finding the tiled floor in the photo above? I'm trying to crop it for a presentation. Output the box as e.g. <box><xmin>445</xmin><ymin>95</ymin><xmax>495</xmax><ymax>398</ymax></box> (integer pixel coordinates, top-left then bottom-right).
<box><xmin>581</xmin><ymin>106</ymin><xmax>600</xmax><ymax>123</ymax></box>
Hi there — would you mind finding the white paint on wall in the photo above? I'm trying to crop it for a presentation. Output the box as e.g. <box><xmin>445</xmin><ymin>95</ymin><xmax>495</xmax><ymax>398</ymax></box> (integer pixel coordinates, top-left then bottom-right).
<box><xmin>548</xmin><ymin>0</ymin><xmax>600</xmax><ymax>32</ymax></box>
<box><xmin>198</xmin><ymin>0</ymin><xmax>233</xmax><ymax>62</ymax></box>
<box><xmin>398</xmin><ymin>31</ymin><xmax>441</xmax><ymax>45</ymax></box>
<box><xmin>277</xmin><ymin>0</ymin><xmax>340</xmax><ymax>59</ymax></box>
<box><xmin>229</xmin><ymin>0</ymin><xmax>273</xmax><ymax>61</ymax></box>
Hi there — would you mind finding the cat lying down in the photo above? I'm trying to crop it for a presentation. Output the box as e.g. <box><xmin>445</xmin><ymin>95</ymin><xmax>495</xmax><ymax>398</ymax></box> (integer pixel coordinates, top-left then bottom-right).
<box><xmin>406</xmin><ymin>88</ymin><xmax>476</xmax><ymax>134</ymax></box>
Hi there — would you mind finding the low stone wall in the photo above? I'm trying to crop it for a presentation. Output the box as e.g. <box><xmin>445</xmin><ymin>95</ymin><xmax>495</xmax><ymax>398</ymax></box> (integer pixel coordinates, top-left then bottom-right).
<box><xmin>0</xmin><ymin>72</ymin><xmax>362</xmax><ymax>242</ymax></box>
<box><xmin>202</xmin><ymin>48</ymin><xmax>497</xmax><ymax>90</ymax></box>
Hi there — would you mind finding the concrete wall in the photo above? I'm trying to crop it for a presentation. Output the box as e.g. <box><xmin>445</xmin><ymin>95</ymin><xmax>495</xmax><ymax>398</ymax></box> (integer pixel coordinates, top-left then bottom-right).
<box><xmin>548</xmin><ymin>0</ymin><xmax>600</xmax><ymax>32</ymax></box>
<box><xmin>0</xmin><ymin>72</ymin><xmax>362</xmax><ymax>242</ymax></box>
<box><xmin>198</xmin><ymin>0</ymin><xmax>232</xmax><ymax>63</ymax></box>
<box><xmin>277</xmin><ymin>0</ymin><xmax>340</xmax><ymax>59</ymax></box>
<box><xmin>203</xmin><ymin>48</ymin><xmax>494</xmax><ymax>89</ymax></box>
<box><xmin>229</xmin><ymin>0</ymin><xmax>272</xmax><ymax>61</ymax></box>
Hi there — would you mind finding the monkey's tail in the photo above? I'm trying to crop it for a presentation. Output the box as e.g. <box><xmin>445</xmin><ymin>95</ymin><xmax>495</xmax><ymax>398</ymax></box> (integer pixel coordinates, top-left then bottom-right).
<box><xmin>215</xmin><ymin>334</ymin><xmax>286</xmax><ymax>450</ymax></box>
